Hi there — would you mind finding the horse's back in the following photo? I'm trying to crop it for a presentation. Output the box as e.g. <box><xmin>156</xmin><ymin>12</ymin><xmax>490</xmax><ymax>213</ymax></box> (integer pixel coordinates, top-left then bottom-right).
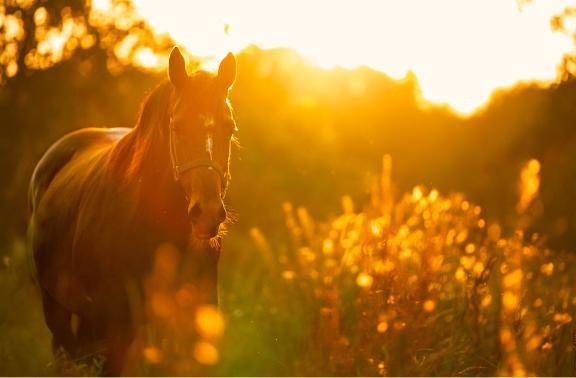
<box><xmin>29</xmin><ymin>126</ymin><xmax>148</xmax><ymax>370</ymax></box>
<box><xmin>29</xmin><ymin>127</ymin><xmax>130</xmax><ymax>212</ymax></box>
<box><xmin>29</xmin><ymin>127</ymin><xmax>131</xmax><ymax>312</ymax></box>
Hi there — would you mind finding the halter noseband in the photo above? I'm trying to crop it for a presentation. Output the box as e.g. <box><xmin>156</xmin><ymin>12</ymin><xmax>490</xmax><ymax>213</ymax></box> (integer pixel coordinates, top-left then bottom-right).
<box><xmin>168</xmin><ymin>117</ymin><xmax>228</xmax><ymax>192</ymax></box>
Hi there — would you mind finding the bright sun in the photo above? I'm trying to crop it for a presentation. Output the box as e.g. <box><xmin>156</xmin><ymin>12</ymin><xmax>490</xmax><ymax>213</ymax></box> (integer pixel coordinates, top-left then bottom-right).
<box><xmin>132</xmin><ymin>0</ymin><xmax>573</xmax><ymax>115</ymax></box>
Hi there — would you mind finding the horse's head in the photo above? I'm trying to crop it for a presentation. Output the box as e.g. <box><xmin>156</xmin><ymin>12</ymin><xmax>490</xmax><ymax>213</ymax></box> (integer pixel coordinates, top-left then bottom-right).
<box><xmin>167</xmin><ymin>47</ymin><xmax>236</xmax><ymax>240</ymax></box>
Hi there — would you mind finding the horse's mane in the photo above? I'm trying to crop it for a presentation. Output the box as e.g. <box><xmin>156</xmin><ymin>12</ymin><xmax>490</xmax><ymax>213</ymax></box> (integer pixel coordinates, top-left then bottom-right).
<box><xmin>108</xmin><ymin>81</ymin><xmax>173</xmax><ymax>180</ymax></box>
<box><xmin>135</xmin><ymin>81</ymin><xmax>172</xmax><ymax>135</ymax></box>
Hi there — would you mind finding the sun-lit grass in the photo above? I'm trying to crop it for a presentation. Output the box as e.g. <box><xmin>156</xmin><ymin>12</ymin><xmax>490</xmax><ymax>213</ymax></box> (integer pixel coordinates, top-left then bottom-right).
<box><xmin>1</xmin><ymin>156</ymin><xmax>575</xmax><ymax>376</ymax></box>
<box><xmin>221</xmin><ymin>155</ymin><xmax>576</xmax><ymax>376</ymax></box>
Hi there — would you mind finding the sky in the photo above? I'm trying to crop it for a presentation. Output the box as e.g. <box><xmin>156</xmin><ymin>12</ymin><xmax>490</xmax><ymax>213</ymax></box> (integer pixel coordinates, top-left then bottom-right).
<box><xmin>130</xmin><ymin>0</ymin><xmax>575</xmax><ymax>115</ymax></box>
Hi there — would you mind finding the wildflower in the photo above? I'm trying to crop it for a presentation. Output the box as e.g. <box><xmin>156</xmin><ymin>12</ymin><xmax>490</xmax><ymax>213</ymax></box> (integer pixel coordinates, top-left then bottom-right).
<box><xmin>527</xmin><ymin>335</ymin><xmax>543</xmax><ymax>351</ymax></box>
<box><xmin>143</xmin><ymin>346</ymin><xmax>162</xmax><ymax>364</ymax></box>
<box><xmin>460</xmin><ymin>255</ymin><xmax>475</xmax><ymax>270</ymax></box>
<box><xmin>423</xmin><ymin>300</ymin><xmax>436</xmax><ymax>312</ymax></box>
<box><xmin>517</xmin><ymin>159</ymin><xmax>541</xmax><ymax>214</ymax></box>
<box><xmin>503</xmin><ymin>291</ymin><xmax>520</xmax><ymax>311</ymax></box>
<box><xmin>196</xmin><ymin>305</ymin><xmax>225</xmax><ymax>339</ymax></box>
<box><xmin>553</xmin><ymin>313</ymin><xmax>572</xmax><ymax>324</ymax></box>
<box><xmin>374</xmin><ymin>259</ymin><xmax>395</xmax><ymax>274</ymax></box>
<box><xmin>456</xmin><ymin>230</ymin><xmax>468</xmax><ymax>244</ymax></box>
<box><xmin>370</xmin><ymin>220</ymin><xmax>382</xmax><ymax>237</ymax></box>
<box><xmin>540</xmin><ymin>262</ymin><xmax>554</xmax><ymax>276</ymax></box>
<box><xmin>193</xmin><ymin>341</ymin><xmax>219</xmax><ymax>365</ymax></box>
<box><xmin>356</xmin><ymin>273</ymin><xmax>373</xmax><ymax>288</ymax></box>
<box><xmin>503</xmin><ymin>269</ymin><xmax>523</xmax><ymax>289</ymax></box>
<box><xmin>481</xmin><ymin>294</ymin><xmax>492</xmax><ymax>308</ymax></box>
<box><xmin>342</xmin><ymin>195</ymin><xmax>355</xmax><ymax>214</ymax></box>
<box><xmin>399</xmin><ymin>249</ymin><xmax>412</xmax><ymax>260</ymax></box>
<box><xmin>412</xmin><ymin>186</ymin><xmax>424</xmax><ymax>201</ymax></box>
<box><xmin>455</xmin><ymin>267</ymin><xmax>466</xmax><ymax>282</ymax></box>
<box><xmin>473</xmin><ymin>262</ymin><xmax>485</xmax><ymax>276</ymax></box>
<box><xmin>533</xmin><ymin>298</ymin><xmax>543</xmax><ymax>308</ymax></box>
<box><xmin>377</xmin><ymin>321</ymin><xmax>388</xmax><ymax>333</ymax></box>
<box><xmin>322</xmin><ymin>238</ymin><xmax>334</xmax><ymax>254</ymax></box>
<box><xmin>282</xmin><ymin>270</ymin><xmax>296</xmax><ymax>280</ymax></box>
<box><xmin>488</xmin><ymin>224</ymin><xmax>501</xmax><ymax>241</ymax></box>
<box><xmin>393</xmin><ymin>320</ymin><xmax>406</xmax><ymax>330</ymax></box>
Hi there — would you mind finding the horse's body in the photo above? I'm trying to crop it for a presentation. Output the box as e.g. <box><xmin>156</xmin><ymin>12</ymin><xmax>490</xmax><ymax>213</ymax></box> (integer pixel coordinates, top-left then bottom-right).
<box><xmin>28</xmin><ymin>49</ymin><xmax>236</xmax><ymax>374</ymax></box>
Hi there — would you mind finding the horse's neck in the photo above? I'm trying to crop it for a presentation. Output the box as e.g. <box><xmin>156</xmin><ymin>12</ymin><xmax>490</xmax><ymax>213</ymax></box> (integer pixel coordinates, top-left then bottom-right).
<box><xmin>111</xmin><ymin>117</ymin><xmax>189</xmax><ymax>241</ymax></box>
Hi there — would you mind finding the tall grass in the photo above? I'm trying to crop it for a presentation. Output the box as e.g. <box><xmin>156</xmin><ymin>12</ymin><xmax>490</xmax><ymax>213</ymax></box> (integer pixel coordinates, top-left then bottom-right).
<box><xmin>1</xmin><ymin>156</ymin><xmax>575</xmax><ymax>376</ymax></box>
<box><xmin>224</xmin><ymin>155</ymin><xmax>576</xmax><ymax>376</ymax></box>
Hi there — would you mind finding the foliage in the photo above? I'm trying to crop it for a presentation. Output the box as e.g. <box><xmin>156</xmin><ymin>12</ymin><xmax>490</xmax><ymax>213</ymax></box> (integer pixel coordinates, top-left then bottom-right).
<box><xmin>0</xmin><ymin>0</ymin><xmax>171</xmax><ymax>83</ymax></box>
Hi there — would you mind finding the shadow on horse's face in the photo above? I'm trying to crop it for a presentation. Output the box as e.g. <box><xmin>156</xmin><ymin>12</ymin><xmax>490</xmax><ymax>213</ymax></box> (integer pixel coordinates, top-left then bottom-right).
<box><xmin>168</xmin><ymin>47</ymin><xmax>237</xmax><ymax>240</ymax></box>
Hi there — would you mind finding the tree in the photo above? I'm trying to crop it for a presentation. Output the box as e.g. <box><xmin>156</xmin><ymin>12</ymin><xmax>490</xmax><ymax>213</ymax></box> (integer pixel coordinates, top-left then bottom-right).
<box><xmin>0</xmin><ymin>0</ymin><xmax>172</xmax><ymax>83</ymax></box>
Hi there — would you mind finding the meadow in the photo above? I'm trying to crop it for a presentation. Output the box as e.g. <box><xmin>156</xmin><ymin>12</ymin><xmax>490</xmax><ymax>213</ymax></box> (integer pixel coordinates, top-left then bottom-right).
<box><xmin>1</xmin><ymin>154</ymin><xmax>574</xmax><ymax>376</ymax></box>
<box><xmin>3</xmin><ymin>0</ymin><xmax>576</xmax><ymax>375</ymax></box>
<box><xmin>218</xmin><ymin>156</ymin><xmax>576</xmax><ymax>376</ymax></box>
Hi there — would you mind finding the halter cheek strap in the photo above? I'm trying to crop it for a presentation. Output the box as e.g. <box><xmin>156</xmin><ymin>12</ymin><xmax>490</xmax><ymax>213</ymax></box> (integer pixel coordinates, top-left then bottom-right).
<box><xmin>168</xmin><ymin>119</ymin><xmax>228</xmax><ymax>193</ymax></box>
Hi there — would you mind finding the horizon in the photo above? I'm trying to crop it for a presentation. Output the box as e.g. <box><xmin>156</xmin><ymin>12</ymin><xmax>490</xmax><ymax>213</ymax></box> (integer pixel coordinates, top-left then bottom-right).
<box><xmin>129</xmin><ymin>0</ymin><xmax>574</xmax><ymax>116</ymax></box>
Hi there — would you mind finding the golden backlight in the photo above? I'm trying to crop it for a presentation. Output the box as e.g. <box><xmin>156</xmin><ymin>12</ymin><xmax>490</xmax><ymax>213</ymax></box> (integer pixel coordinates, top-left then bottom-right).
<box><xmin>131</xmin><ymin>0</ymin><xmax>574</xmax><ymax>115</ymax></box>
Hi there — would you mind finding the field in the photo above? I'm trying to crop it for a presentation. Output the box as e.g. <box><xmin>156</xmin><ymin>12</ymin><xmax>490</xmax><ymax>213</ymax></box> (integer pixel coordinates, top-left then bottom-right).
<box><xmin>1</xmin><ymin>155</ymin><xmax>574</xmax><ymax>376</ymax></box>
<box><xmin>3</xmin><ymin>1</ymin><xmax>576</xmax><ymax>375</ymax></box>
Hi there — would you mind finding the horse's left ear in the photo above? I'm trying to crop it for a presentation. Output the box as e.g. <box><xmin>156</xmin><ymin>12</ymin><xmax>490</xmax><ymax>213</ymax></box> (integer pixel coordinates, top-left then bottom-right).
<box><xmin>218</xmin><ymin>52</ymin><xmax>236</xmax><ymax>90</ymax></box>
<box><xmin>169</xmin><ymin>46</ymin><xmax>188</xmax><ymax>90</ymax></box>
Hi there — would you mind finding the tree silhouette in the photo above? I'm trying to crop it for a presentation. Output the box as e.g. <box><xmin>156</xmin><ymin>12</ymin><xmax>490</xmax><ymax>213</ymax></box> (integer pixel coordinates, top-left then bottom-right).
<box><xmin>0</xmin><ymin>0</ymin><xmax>172</xmax><ymax>83</ymax></box>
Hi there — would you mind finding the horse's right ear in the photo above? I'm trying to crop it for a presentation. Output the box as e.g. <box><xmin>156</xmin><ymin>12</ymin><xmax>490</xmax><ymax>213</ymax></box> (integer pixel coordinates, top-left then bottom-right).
<box><xmin>168</xmin><ymin>47</ymin><xmax>187</xmax><ymax>90</ymax></box>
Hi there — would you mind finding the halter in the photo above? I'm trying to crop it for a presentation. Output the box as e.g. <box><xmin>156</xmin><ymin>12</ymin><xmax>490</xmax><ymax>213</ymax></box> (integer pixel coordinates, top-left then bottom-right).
<box><xmin>168</xmin><ymin>116</ymin><xmax>228</xmax><ymax>193</ymax></box>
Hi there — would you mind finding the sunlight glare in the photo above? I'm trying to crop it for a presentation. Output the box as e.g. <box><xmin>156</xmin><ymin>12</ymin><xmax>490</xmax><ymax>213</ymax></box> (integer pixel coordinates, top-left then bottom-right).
<box><xmin>134</xmin><ymin>47</ymin><xmax>159</xmax><ymax>68</ymax></box>
<box><xmin>91</xmin><ymin>0</ymin><xmax>111</xmax><ymax>12</ymax></box>
<box><xmin>132</xmin><ymin>0</ymin><xmax>573</xmax><ymax>115</ymax></box>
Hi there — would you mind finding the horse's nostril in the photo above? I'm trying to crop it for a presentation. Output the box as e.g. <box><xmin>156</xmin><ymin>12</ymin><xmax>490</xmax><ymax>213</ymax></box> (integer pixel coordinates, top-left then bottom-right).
<box><xmin>188</xmin><ymin>202</ymin><xmax>202</xmax><ymax>219</ymax></box>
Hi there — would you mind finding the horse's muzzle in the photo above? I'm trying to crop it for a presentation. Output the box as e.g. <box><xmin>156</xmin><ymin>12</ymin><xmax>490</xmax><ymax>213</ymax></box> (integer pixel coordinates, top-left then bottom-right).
<box><xmin>188</xmin><ymin>199</ymin><xmax>227</xmax><ymax>239</ymax></box>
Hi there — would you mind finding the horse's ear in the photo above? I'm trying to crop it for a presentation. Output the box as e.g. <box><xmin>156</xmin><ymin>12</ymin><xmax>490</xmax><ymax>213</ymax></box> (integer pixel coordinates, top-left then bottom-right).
<box><xmin>218</xmin><ymin>52</ymin><xmax>236</xmax><ymax>90</ymax></box>
<box><xmin>168</xmin><ymin>47</ymin><xmax>187</xmax><ymax>90</ymax></box>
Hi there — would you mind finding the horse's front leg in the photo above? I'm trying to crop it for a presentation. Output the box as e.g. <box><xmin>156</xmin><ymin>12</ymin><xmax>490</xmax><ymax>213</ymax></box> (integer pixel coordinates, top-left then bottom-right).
<box><xmin>101</xmin><ymin>334</ymin><xmax>133</xmax><ymax>376</ymax></box>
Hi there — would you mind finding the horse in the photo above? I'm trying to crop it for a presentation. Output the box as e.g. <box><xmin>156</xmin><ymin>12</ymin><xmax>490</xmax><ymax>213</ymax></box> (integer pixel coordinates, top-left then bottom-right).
<box><xmin>27</xmin><ymin>47</ymin><xmax>237</xmax><ymax>375</ymax></box>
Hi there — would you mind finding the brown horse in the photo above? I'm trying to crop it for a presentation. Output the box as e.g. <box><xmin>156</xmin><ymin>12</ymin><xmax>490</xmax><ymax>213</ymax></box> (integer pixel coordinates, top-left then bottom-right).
<box><xmin>28</xmin><ymin>47</ymin><xmax>237</xmax><ymax>374</ymax></box>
